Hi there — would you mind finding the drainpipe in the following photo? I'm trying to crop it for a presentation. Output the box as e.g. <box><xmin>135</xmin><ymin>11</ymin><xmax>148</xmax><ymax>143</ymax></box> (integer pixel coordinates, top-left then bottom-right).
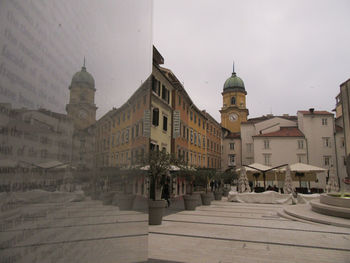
<box><xmin>333</xmin><ymin>120</ymin><xmax>341</xmax><ymax>190</ymax></box>
<box><xmin>305</xmin><ymin>137</ymin><xmax>309</xmax><ymax>164</ymax></box>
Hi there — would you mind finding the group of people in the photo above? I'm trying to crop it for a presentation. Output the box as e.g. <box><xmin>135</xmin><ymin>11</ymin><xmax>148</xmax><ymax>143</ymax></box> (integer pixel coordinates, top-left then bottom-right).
<box><xmin>210</xmin><ymin>180</ymin><xmax>221</xmax><ymax>192</ymax></box>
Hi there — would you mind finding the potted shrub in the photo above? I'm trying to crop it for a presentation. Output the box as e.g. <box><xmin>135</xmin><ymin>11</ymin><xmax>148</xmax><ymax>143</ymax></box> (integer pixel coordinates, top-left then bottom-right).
<box><xmin>195</xmin><ymin>169</ymin><xmax>215</xmax><ymax>205</ymax></box>
<box><xmin>221</xmin><ymin>170</ymin><xmax>237</xmax><ymax>197</ymax></box>
<box><xmin>179</xmin><ymin>169</ymin><xmax>198</xmax><ymax>210</ymax></box>
<box><xmin>145</xmin><ymin>151</ymin><xmax>173</xmax><ymax>225</ymax></box>
<box><xmin>213</xmin><ymin>172</ymin><xmax>224</xmax><ymax>200</ymax></box>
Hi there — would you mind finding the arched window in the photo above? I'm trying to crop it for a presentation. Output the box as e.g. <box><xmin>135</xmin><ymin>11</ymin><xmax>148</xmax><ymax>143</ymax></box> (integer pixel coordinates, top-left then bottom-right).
<box><xmin>231</xmin><ymin>97</ymin><xmax>236</xmax><ymax>105</ymax></box>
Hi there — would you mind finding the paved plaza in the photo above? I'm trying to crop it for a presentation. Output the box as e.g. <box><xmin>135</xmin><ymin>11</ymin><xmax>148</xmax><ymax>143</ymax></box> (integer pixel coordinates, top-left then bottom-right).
<box><xmin>149</xmin><ymin>198</ymin><xmax>350</xmax><ymax>263</ymax></box>
<box><xmin>1</xmin><ymin>192</ymin><xmax>350</xmax><ymax>263</ymax></box>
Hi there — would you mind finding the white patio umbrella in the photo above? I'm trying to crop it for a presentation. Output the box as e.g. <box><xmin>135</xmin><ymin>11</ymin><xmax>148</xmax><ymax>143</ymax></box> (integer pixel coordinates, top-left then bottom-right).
<box><xmin>279</xmin><ymin>163</ymin><xmax>326</xmax><ymax>173</ymax></box>
<box><xmin>279</xmin><ymin>163</ymin><xmax>326</xmax><ymax>189</ymax></box>
<box><xmin>236</xmin><ymin>163</ymin><xmax>272</xmax><ymax>173</ymax></box>
<box><xmin>140</xmin><ymin>164</ymin><xmax>180</xmax><ymax>171</ymax></box>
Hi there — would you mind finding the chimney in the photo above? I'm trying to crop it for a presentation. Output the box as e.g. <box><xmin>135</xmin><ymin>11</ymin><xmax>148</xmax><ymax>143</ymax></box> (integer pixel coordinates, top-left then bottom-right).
<box><xmin>309</xmin><ymin>108</ymin><xmax>314</xmax><ymax>114</ymax></box>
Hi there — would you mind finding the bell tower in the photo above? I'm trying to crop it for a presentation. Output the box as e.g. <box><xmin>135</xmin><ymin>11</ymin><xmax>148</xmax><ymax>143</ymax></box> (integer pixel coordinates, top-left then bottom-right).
<box><xmin>66</xmin><ymin>60</ymin><xmax>97</xmax><ymax>130</ymax></box>
<box><xmin>220</xmin><ymin>63</ymin><xmax>248</xmax><ymax>133</ymax></box>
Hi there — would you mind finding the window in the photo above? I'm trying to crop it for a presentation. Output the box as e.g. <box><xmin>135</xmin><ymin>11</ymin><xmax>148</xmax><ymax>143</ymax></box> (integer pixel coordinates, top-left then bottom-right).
<box><xmin>125</xmin><ymin>129</ymin><xmax>129</xmax><ymax>143</ymax></box>
<box><xmin>131</xmin><ymin>127</ymin><xmax>134</xmax><ymax>139</ymax></box>
<box><xmin>203</xmin><ymin>136</ymin><xmax>205</xmax><ymax>148</ymax></box>
<box><xmin>246</xmin><ymin>143</ymin><xmax>252</xmax><ymax>153</ymax></box>
<box><xmin>198</xmin><ymin>134</ymin><xmax>201</xmax><ymax>147</ymax></box>
<box><xmin>190</xmin><ymin>111</ymin><xmax>193</xmax><ymax>121</ymax></box>
<box><xmin>162</xmin><ymin>85</ymin><xmax>167</xmax><ymax>100</ymax></box>
<box><xmin>297</xmin><ymin>154</ymin><xmax>306</xmax><ymax>163</ymax></box>
<box><xmin>152</xmin><ymin>108</ymin><xmax>159</xmax><ymax>126</ymax></box>
<box><xmin>190</xmin><ymin>129</ymin><xmax>193</xmax><ymax>143</ymax></box>
<box><xmin>178</xmin><ymin>95</ymin><xmax>181</xmax><ymax>105</ymax></box>
<box><xmin>324</xmin><ymin>156</ymin><xmax>331</xmax><ymax>166</ymax></box>
<box><xmin>264</xmin><ymin>140</ymin><xmax>270</xmax><ymax>149</ymax></box>
<box><xmin>150</xmin><ymin>142</ymin><xmax>156</xmax><ymax>151</ymax></box>
<box><xmin>198</xmin><ymin>118</ymin><xmax>201</xmax><ymax>127</ymax></box>
<box><xmin>263</xmin><ymin>154</ymin><xmax>271</xmax><ymax>166</ymax></box>
<box><xmin>322</xmin><ymin>118</ymin><xmax>328</xmax><ymax>126</ymax></box>
<box><xmin>136</xmin><ymin>124</ymin><xmax>139</xmax><ymax>137</ymax></box>
<box><xmin>183</xmin><ymin>125</ymin><xmax>186</xmax><ymax>139</ymax></box>
<box><xmin>194</xmin><ymin>131</ymin><xmax>197</xmax><ymax>145</ymax></box>
<box><xmin>298</xmin><ymin>140</ymin><xmax>304</xmax><ymax>149</ymax></box>
<box><xmin>229</xmin><ymin>143</ymin><xmax>234</xmax><ymax>150</ymax></box>
<box><xmin>229</xmin><ymin>154</ymin><xmax>235</xmax><ymax>166</ymax></box>
<box><xmin>231</xmin><ymin>97</ymin><xmax>236</xmax><ymax>105</ymax></box>
<box><xmin>163</xmin><ymin>115</ymin><xmax>168</xmax><ymax>131</ymax></box>
<box><xmin>152</xmin><ymin>76</ymin><xmax>160</xmax><ymax>95</ymax></box>
<box><xmin>194</xmin><ymin>114</ymin><xmax>196</xmax><ymax>124</ymax></box>
<box><xmin>323</xmin><ymin>137</ymin><xmax>331</xmax><ymax>148</ymax></box>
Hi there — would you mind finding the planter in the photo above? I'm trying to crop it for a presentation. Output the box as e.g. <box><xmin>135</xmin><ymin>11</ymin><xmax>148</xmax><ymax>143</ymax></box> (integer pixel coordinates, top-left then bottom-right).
<box><xmin>101</xmin><ymin>191</ymin><xmax>117</xmax><ymax>205</ymax></box>
<box><xmin>113</xmin><ymin>194</ymin><xmax>135</xmax><ymax>210</ymax></box>
<box><xmin>200</xmin><ymin>193</ymin><xmax>212</xmax><ymax>206</ymax></box>
<box><xmin>214</xmin><ymin>191</ymin><xmax>222</xmax><ymax>201</ymax></box>
<box><xmin>222</xmin><ymin>188</ymin><xmax>230</xmax><ymax>197</ymax></box>
<box><xmin>91</xmin><ymin>191</ymin><xmax>101</xmax><ymax>200</ymax></box>
<box><xmin>183</xmin><ymin>195</ymin><xmax>197</xmax><ymax>210</ymax></box>
<box><xmin>192</xmin><ymin>191</ymin><xmax>203</xmax><ymax>206</ymax></box>
<box><xmin>149</xmin><ymin>199</ymin><xmax>167</xmax><ymax>225</ymax></box>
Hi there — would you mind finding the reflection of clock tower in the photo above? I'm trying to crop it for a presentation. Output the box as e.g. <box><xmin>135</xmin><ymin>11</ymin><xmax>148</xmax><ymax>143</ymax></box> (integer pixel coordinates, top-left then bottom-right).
<box><xmin>220</xmin><ymin>64</ymin><xmax>248</xmax><ymax>133</ymax></box>
<box><xmin>66</xmin><ymin>62</ymin><xmax>97</xmax><ymax>130</ymax></box>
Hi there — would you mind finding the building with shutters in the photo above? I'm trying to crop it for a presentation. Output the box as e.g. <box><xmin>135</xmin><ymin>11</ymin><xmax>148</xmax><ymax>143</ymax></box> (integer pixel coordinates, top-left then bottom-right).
<box><xmin>95</xmin><ymin>46</ymin><xmax>221</xmax><ymax>171</ymax></box>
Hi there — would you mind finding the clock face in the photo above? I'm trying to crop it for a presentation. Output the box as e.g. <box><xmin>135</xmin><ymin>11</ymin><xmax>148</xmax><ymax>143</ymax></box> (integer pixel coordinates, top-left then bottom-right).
<box><xmin>78</xmin><ymin>109</ymin><xmax>88</xmax><ymax>120</ymax></box>
<box><xmin>229</xmin><ymin>113</ymin><xmax>238</xmax><ymax>122</ymax></box>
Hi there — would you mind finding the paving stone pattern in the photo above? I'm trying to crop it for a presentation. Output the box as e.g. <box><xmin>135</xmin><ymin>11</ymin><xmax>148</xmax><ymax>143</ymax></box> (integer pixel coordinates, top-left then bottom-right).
<box><xmin>149</xmin><ymin>199</ymin><xmax>350</xmax><ymax>263</ymax></box>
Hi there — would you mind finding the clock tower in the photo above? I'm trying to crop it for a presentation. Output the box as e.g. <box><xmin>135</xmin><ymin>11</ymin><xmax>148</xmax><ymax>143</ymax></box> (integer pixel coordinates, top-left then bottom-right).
<box><xmin>220</xmin><ymin>64</ymin><xmax>248</xmax><ymax>133</ymax></box>
<box><xmin>66</xmin><ymin>61</ymin><xmax>97</xmax><ymax>130</ymax></box>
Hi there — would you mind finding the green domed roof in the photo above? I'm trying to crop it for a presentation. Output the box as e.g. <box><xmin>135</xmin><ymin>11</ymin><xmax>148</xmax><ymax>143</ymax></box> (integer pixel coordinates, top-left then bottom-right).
<box><xmin>71</xmin><ymin>66</ymin><xmax>95</xmax><ymax>89</ymax></box>
<box><xmin>223</xmin><ymin>72</ymin><xmax>246</xmax><ymax>94</ymax></box>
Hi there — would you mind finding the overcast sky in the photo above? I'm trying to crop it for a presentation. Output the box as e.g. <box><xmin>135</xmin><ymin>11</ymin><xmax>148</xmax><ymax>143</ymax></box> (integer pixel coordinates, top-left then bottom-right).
<box><xmin>153</xmin><ymin>0</ymin><xmax>350</xmax><ymax>122</ymax></box>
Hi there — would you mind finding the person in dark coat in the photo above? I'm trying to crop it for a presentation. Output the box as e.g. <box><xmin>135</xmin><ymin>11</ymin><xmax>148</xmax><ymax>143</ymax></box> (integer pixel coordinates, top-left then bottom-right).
<box><xmin>162</xmin><ymin>180</ymin><xmax>170</xmax><ymax>207</ymax></box>
<box><xmin>210</xmin><ymin>180</ymin><xmax>214</xmax><ymax>192</ymax></box>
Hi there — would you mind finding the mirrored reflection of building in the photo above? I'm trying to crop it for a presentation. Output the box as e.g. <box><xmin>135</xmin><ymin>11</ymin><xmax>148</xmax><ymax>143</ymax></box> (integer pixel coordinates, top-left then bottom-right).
<box><xmin>0</xmin><ymin>1</ymin><xmax>151</xmax><ymax>262</ymax></box>
<box><xmin>67</xmin><ymin>64</ymin><xmax>97</xmax><ymax>169</ymax></box>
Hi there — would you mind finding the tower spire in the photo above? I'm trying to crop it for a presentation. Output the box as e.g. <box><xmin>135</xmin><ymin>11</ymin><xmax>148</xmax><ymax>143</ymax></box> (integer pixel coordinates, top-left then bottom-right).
<box><xmin>82</xmin><ymin>57</ymin><xmax>86</xmax><ymax>71</ymax></box>
<box><xmin>232</xmin><ymin>60</ymin><xmax>235</xmax><ymax>74</ymax></box>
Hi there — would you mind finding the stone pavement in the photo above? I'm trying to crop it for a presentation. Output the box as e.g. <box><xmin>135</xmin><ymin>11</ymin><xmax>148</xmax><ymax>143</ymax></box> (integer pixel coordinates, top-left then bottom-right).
<box><xmin>149</xmin><ymin>198</ymin><xmax>350</xmax><ymax>263</ymax></box>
